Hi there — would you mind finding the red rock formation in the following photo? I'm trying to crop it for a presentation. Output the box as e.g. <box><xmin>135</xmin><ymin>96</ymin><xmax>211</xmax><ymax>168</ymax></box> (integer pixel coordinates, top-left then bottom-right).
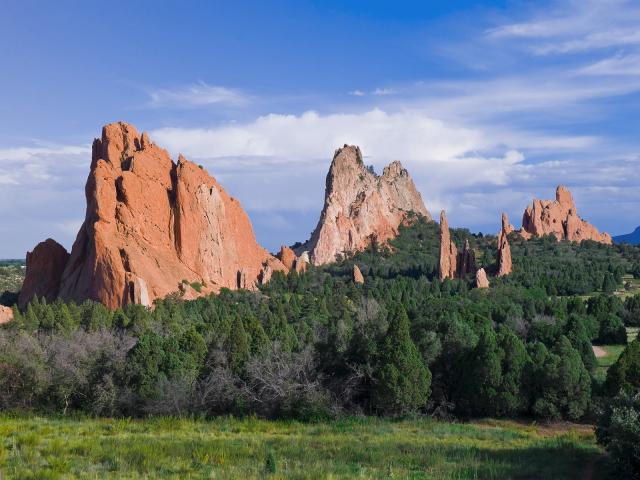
<box><xmin>520</xmin><ymin>186</ymin><xmax>611</xmax><ymax>244</ymax></box>
<box><xmin>299</xmin><ymin>145</ymin><xmax>430</xmax><ymax>265</ymax></box>
<box><xmin>0</xmin><ymin>305</ymin><xmax>13</xmax><ymax>324</ymax></box>
<box><xmin>277</xmin><ymin>246</ymin><xmax>297</xmax><ymax>271</ymax></box>
<box><xmin>21</xmin><ymin>122</ymin><xmax>285</xmax><ymax>309</ymax></box>
<box><xmin>458</xmin><ymin>239</ymin><xmax>476</xmax><ymax>279</ymax></box>
<box><xmin>353</xmin><ymin>264</ymin><xmax>365</xmax><ymax>284</ymax></box>
<box><xmin>497</xmin><ymin>212</ymin><xmax>513</xmax><ymax>277</ymax></box>
<box><xmin>294</xmin><ymin>251</ymin><xmax>309</xmax><ymax>273</ymax></box>
<box><xmin>475</xmin><ymin>268</ymin><xmax>489</xmax><ymax>289</ymax></box>
<box><xmin>439</xmin><ymin>210</ymin><xmax>457</xmax><ymax>280</ymax></box>
<box><xmin>18</xmin><ymin>239</ymin><xmax>70</xmax><ymax>308</ymax></box>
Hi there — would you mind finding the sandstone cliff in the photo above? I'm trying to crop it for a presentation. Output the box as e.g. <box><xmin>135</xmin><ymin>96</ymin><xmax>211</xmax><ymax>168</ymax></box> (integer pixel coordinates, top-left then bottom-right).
<box><xmin>520</xmin><ymin>186</ymin><xmax>611</xmax><ymax>244</ymax></box>
<box><xmin>299</xmin><ymin>145</ymin><xmax>430</xmax><ymax>265</ymax></box>
<box><xmin>21</xmin><ymin>122</ymin><xmax>285</xmax><ymax>309</ymax></box>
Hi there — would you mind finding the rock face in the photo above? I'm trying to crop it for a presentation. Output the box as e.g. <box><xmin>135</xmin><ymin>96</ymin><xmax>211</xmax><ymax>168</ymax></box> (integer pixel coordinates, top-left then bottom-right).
<box><xmin>299</xmin><ymin>145</ymin><xmax>430</xmax><ymax>265</ymax></box>
<box><xmin>520</xmin><ymin>186</ymin><xmax>611</xmax><ymax>244</ymax></box>
<box><xmin>458</xmin><ymin>239</ymin><xmax>476</xmax><ymax>279</ymax></box>
<box><xmin>277</xmin><ymin>246</ymin><xmax>297</xmax><ymax>271</ymax></box>
<box><xmin>439</xmin><ymin>210</ymin><xmax>458</xmax><ymax>280</ymax></box>
<box><xmin>353</xmin><ymin>264</ymin><xmax>365</xmax><ymax>284</ymax></box>
<box><xmin>475</xmin><ymin>268</ymin><xmax>490</xmax><ymax>289</ymax></box>
<box><xmin>497</xmin><ymin>212</ymin><xmax>513</xmax><ymax>277</ymax></box>
<box><xmin>18</xmin><ymin>239</ymin><xmax>70</xmax><ymax>308</ymax></box>
<box><xmin>21</xmin><ymin>122</ymin><xmax>285</xmax><ymax>309</ymax></box>
<box><xmin>295</xmin><ymin>251</ymin><xmax>309</xmax><ymax>273</ymax></box>
<box><xmin>0</xmin><ymin>305</ymin><xmax>13</xmax><ymax>324</ymax></box>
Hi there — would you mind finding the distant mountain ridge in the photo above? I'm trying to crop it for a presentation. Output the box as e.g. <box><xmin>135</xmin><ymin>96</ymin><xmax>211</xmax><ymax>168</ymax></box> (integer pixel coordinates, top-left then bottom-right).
<box><xmin>613</xmin><ymin>226</ymin><xmax>640</xmax><ymax>245</ymax></box>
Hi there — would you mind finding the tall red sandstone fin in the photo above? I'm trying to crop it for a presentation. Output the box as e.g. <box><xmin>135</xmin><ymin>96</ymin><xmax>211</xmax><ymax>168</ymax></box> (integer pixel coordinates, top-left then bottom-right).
<box><xmin>23</xmin><ymin>121</ymin><xmax>280</xmax><ymax>310</ymax></box>
<box><xmin>497</xmin><ymin>212</ymin><xmax>513</xmax><ymax>277</ymax></box>
<box><xmin>439</xmin><ymin>210</ymin><xmax>458</xmax><ymax>280</ymax></box>
<box><xmin>19</xmin><ymin>238</ymin><xmax>70</xmax><ymax>308</ymax></box>
<box><xmin>519</xmin><ymin>186</ymin><xmax>611</xmax><ymax>244</ymax></box>
<box><xmin>299</xmin><ymin>145</ymin><xmax>430</xmax><ymax>265</ymax></box>
<box><xmin>458</xmin><ymin>239</ymin><xmax>476</xmax><ymax>279</ymax></box>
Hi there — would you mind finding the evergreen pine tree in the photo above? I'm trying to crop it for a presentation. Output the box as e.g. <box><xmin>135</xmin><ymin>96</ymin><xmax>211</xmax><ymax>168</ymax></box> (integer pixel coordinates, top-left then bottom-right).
<box><xmin>227</xmin><ymin>316</ymin><xmax>250</xmax><ymax>373</ymax></box>
<box><xmin>373</xmin><ymin>304</ymin><xmax>431</xmax><ymax>415</ymax></box>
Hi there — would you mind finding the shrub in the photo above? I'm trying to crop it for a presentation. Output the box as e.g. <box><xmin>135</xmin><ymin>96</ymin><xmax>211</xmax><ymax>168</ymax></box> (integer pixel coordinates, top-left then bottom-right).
<box><xmin>596</xmin><ymin>390</ymin><xmax>640</xmax><ymax>479</ymax></box>
<box><xmin>605</xmin><ymin>340</ymin><xmax>640</xmax><ymax>396</ymax></box>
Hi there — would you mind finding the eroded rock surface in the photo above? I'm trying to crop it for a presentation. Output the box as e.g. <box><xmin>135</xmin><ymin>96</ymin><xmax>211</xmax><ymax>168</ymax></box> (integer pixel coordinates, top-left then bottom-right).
<box><xmin>0</xmin><ymin>305</ymin><xmax>13</xmax><ymax>324</ymax></box>
<box><xmin>299</xmin><ymin>145</ymin><xmax>430</xmax><ymax>265</ymax></box>
<box><xmin>21</xmin><ymin>122</ymin><xmax>285</xmax><ymax>309</ymax></box>
<box><xmin>439</xmin><ymin>210</ymin><xmax>457</xmax><ymax>280</ymax></box>
<box><xmin>475</xmin><ymin>268</ymin><xmax>490</xmax><ymax>289</ymax></box>
<box><xmin>520</xmin><ymin>186</ymin><xmax>611</xmax><ymax>244</ymax></box>
<box><xmin>18</xmin><ymin>239</ymin><xmax>70</xmax><ymax>308</ymax></box>
<box><xmin>353</xmin><ymin>264</ymin><xmax>365</xmax><ymax>284</ymax></box>
<box><xmin>497</xmin><ymin>212</ymin><xmax>513</xmax><ymax>277</ymax></box>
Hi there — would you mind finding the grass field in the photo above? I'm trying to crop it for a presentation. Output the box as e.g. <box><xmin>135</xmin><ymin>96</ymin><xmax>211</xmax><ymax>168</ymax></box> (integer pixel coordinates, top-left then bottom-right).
<box><xmin>0</xmin><ymin>415</ymin><xmax>607</xmax><ymax>479</ymax></box>
<box><xmin>593</xmin><ymin>327</ymin><xmax>638</xmax><ymax>381</ymax></box>
<box><xmin>594</xmin><ymin>344</ymin><xmax>626</xmax><ymax>381</ymax></box>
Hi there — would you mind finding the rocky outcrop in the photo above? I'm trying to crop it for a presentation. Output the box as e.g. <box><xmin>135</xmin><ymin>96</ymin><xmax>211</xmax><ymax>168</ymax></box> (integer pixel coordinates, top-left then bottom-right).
<box><xmin>21</xmin><ymin>122</ymin><xmax>285</xmax><ymax>309</ymax></box>
<box><xmin>295</xmin><ymin>251</ymin><xmax>309</xmax><ymax>273</ymax></box>
<box><xmin>520</xmin><ymin>186</ymin><xmax>611</xmax><ymax>244</ymax></box>
<box><xmin>475</xmin><ymin>268</ymin><xmax>489</xmax><ymax>289</ymax></box>
<box><xmin>0</xmin><ymin>305</ymin><xmax>13</xmax><ymax>324</ymax></box>
<box><xmin>18</xmin><ymin>239</ymin><xmax>70</xmax><ymax>308</ymax></box>
<box><xmin>353</xmin><ymin>264</ymin><xmax>365</xmax><ymax>284</ymax></box>
<box><xmin>299</xmin><ymin>145</ymin><xmax>430</xmax><ymax>265</ymax></box>
<box><xmin>277</xmin><ymin>246</ymin><xmax>297</xmax><ymax>271</ymax></box>
<box><xmin>458</xmin><ymin>239</ymin><xmax>476</xmax><ymax>279</ymax></box>
<box><xmin>439</xmin><ymin>210</ymin><xmax>457</xmax><ymax>280</ymax></box>
<box><xmin>497</xmin><ymin>212</ymin><xmax>513</xmax><ymax>277</ymax></box>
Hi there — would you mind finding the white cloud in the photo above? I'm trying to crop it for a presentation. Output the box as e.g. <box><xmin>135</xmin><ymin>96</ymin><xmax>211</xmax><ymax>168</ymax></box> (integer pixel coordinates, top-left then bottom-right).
<box><xmin>0</xmin><ymin>145</ymin><xmax>89</xmax><ymax>163</ymax></box>
<box><xmin>486</xmin><ymin>0</ymin><xmax>640</xmax><ymax>56</ymax></box>
<box><xmin>151</xmin><ymin>109</ymin><xmax>534</xmax><ymax>219</ymax></box>
<box><xmin>372</xmin><ymin>88</ymin><xmax>397</xmax><ymax>96</ymax></box>
<box><xmin>580</xmin><ymin>53</ymin><xmax>640</xmax><ymax>76</ymax></box>
<box><xmin>147</xmin><ymin>81</ymin><xmax>251</xmax><ymax>108</ymax></box>
<box><xmin>349</xmin><ymin>89</ymin><xmax>365</xmax><ymax>96</ymax></box>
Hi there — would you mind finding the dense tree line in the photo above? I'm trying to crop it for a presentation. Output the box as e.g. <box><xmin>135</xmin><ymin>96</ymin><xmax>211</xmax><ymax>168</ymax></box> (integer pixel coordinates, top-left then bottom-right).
<box><xmin>2</xmin><ymin>218</ymin><xmax>638</xmax><ymax>425</ymax></box>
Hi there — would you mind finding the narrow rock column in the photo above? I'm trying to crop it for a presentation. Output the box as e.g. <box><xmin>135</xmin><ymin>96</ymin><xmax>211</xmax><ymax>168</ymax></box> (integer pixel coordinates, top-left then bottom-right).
<box><xmin>439</xmin><ymin>210</ymin><xmax>457</xmax><ymax>280</ymax></box>
<box><xmin>497</xmin><ymin>212</ymin><xmax>513</xmax><ymax>277</ymax></box>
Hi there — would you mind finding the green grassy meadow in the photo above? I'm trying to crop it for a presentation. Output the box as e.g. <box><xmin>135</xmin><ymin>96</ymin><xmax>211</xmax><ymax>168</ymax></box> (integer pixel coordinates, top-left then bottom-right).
<box><xmin>0</xmin><ymin>415</ymin><xmax>605</xmax><ymax>480</ymax></box>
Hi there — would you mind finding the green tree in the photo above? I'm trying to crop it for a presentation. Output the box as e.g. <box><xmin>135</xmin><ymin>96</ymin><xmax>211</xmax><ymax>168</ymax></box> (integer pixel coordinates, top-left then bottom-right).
<box><xmin>373</xmin><ymin>305</ymin><xmax>431</xmax><ymax>415</ymax></box>
<box><xmin>528</xmin><ymin>337</ymin><xmax>591</xmax><ymax>420</ymax></box>
<box><xmin>596</xmin><ymin>389</ymin><xmax>640</xmax><ymax>479</ymax></box>
<box><xmin>227</xmin><ymin>316</ymin><xmax>250</xmax><ymax>374</ymax></box>
<box><xmin>605</xmin><ymin>340</ymin><xmax>640</xmax><ymax>395</ymax></box>
<box><xmin>495</xmin><ymin>327</ymin><xmax>528</xmax><ymax>416</ymax></box>
<box><xmin>459</xmin><ymin>327</ymin><xmax>502</xmax><ymax>416</ymax></box>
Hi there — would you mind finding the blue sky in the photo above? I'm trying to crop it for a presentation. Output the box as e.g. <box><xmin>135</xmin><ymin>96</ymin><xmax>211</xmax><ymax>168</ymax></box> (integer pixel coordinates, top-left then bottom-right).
<box><xmin>1</xmin><ymin>0</ymin><xmax>639</xmax><ymax>257</ymax></box>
